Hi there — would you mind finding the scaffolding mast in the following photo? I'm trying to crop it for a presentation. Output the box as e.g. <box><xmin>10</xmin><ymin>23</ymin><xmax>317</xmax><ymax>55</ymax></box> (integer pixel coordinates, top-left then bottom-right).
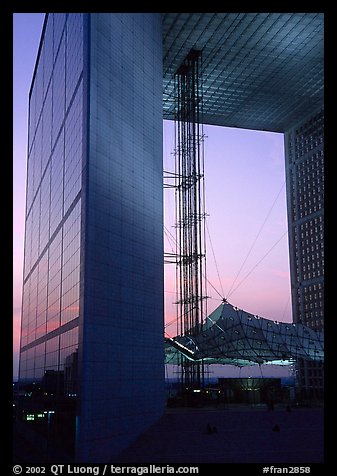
<box><xmin>174</xmin><ymin>49</ymin><xmax>208</xmax><ymax>389</ymax></box>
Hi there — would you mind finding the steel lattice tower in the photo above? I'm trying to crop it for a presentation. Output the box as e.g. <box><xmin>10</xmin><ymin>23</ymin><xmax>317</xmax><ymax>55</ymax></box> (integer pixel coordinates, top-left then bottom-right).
<box><xmin>174</xmin><ymin>49</ymin><xmax>207</xmax><ymax>389</ymax></box>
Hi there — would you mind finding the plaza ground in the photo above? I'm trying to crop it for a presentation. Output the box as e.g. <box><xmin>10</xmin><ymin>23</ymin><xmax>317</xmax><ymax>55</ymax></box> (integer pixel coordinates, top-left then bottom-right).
<box><xmin>13</xmin><ymin>403</ymin><xmax>325</xmax><ymax>464</ymax></box>
<box><xmin>113</xmin><ymin>404</ymin><xmax>324</xmax><ymax>464</ymax></box>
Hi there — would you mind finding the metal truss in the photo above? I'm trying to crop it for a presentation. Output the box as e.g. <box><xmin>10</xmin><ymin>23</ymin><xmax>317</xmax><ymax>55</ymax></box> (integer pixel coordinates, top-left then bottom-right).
<box><xmin>172</xmin><ymin>49</ymin><xmax>208</xmax><ymax>389</ymax></box>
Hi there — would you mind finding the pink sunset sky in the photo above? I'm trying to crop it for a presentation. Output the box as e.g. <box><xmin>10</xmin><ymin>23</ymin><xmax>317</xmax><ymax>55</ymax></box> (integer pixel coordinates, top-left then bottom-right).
<box><xmin>13</xmin><ymin>13</ymin><xmax>293</xmax><ymax>380</ymax></box>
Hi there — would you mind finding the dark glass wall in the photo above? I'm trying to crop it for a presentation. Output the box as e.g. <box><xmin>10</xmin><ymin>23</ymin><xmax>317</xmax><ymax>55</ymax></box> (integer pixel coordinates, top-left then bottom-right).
<box><xmin>19</xmin><ymin>14</ymin><xmax>84</xmax><ymax>391</ymax></box>
<box><xmin>20</xmin><ymin>13</ymin><xmax>165</xmax><ymax>462</ymax></box>
<box><xmin>76</xmin><ymin>13</ymin><xmax>165</xmax><ymax>462</ymax></box>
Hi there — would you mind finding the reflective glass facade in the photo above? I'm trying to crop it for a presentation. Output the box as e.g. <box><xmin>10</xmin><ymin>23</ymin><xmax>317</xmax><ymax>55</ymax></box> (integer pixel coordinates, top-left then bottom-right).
<box><xmin>20</xmin><ymin>14</ymin><xmax>83</xmax><ymax>390</ymax></box>
<box><xmin>19</xmin><ymin>13</ymin><xmax>164</xmax><ymax>463</ymax></box>
<box><xmin>78</xmin><ymin>13</ymin><xmax>164</xmax><ymax>462</ymax></box>
<box><xmin>285</xmin><ymin>109</ymin><xmax>324</xmax><ymax>397</ymax></box>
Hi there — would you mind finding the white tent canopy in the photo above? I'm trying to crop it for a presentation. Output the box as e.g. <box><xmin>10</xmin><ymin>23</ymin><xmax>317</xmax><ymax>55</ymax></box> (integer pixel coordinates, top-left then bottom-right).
<box><xmin>165</xmin><ymin>302</ymin><xmax>324</xmax><ymax>367</ymax></box>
